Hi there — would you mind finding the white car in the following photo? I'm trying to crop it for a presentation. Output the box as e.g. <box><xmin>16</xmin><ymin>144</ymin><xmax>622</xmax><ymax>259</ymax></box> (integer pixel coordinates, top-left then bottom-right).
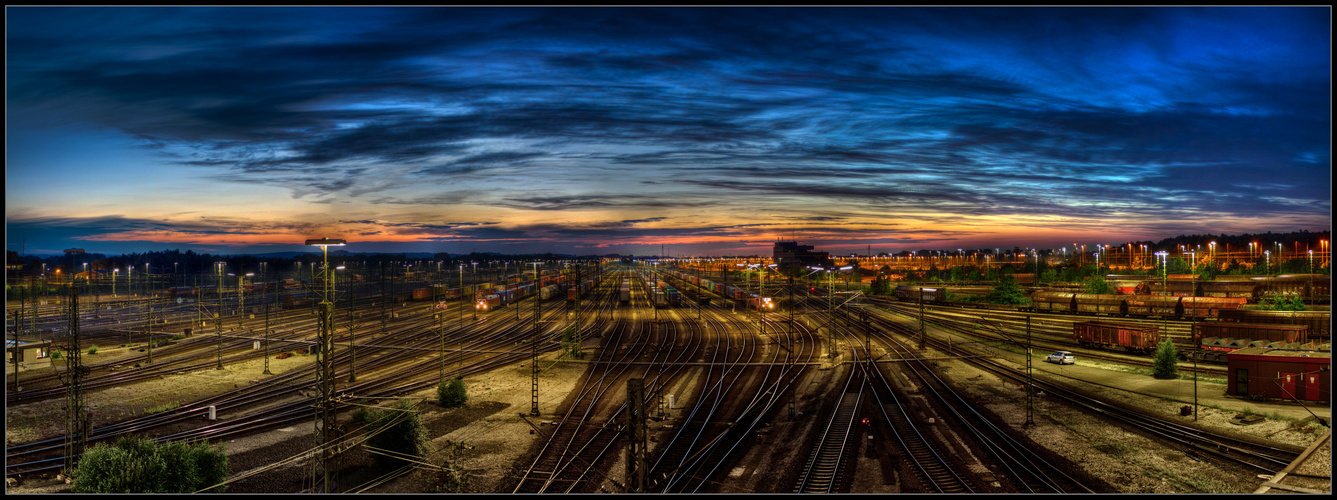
<box><xmin>1046</xmin><ymin>351</ymin><xmax>1075</xmax><ymax>365</ymax></box>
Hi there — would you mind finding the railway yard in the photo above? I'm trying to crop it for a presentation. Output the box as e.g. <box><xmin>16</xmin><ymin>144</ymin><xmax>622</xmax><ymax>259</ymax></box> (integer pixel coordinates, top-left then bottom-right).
<box><xmin>5</xmin><ymin>263</ymin><xmax>1331</xmax><ymax>494</ymax></box>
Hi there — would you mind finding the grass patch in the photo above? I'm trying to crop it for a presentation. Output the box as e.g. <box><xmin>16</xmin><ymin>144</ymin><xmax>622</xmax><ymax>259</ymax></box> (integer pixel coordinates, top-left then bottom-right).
<box><xmin>1180</xmin><ymin>474</ymin><xmax>1236</xmax><ymax>493</ymax></box>
<box><xmin>144</xmin><ymin>402</ymin><xmax>179</xmax><ymax>414</ymax></box>
<box><xmin>6</xmin><ymin>425</ymin><xmax>38</xmax><ymax>444</ymax></box>
<box><xmin>1266</xmin><ymin>411</ymin><xmax>1295</xmax><ymax>422</ymax></box>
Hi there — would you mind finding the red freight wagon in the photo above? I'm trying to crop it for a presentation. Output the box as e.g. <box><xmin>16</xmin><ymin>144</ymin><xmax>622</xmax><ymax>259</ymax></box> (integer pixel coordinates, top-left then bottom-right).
<box><xmin>1073</xmin><ymin>321</ymin><xmax>1160</xmax><ymax>354</ymax></box>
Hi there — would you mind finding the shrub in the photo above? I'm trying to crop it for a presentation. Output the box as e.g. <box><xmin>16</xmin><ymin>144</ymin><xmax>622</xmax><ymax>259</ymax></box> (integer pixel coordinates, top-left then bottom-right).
<box><xmin>1152</xmin><ymin>339</ymin><xmax>1179</xmax><ymax>379</ymax></box>
<box><xmin>363</xmin><ymin>399</ymin><xmax>431</xmax><ymax>470</ymax></box>
<box><xmin>70</xmin><ymin>435</ymin><xmax>228</xmax><ymax>493</ymax></box>
<box><xmin>437</xmin><ymin>376</ymin><xmax>468</xmax><ymax>408</ymax></box>
<box><xmin>350</xmin><ymin>406</ymin><xmax>373</xmax><ymax>424</ymax></box>
<box><xmin>87</xmin><ymin>345</ymin><xmax>99</xmax><ymax>355</ymax></box>
<box><xmin>51</xmin><ymin>349</ymin><xmax>63</xmax><ymax>359</ymax></box>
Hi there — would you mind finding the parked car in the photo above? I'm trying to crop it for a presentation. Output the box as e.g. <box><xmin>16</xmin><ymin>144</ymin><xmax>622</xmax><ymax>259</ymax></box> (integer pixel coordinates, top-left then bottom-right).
<box><xmin>1046</xmin><ymin>351</ymin><xmax>1075</xmax><ymax>364</ymax></box>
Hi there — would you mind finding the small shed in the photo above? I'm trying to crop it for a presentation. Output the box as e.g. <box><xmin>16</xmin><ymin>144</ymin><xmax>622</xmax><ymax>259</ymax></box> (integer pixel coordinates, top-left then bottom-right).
<box><xmin>6</xmin><ymin>339</ymin><xmax>53</xmax><ymax>363</ymax></box>
<box><xmin>1227</xmin><ymin>347</ymin><xmax>1330</xmax><ymax>404</ymax></box>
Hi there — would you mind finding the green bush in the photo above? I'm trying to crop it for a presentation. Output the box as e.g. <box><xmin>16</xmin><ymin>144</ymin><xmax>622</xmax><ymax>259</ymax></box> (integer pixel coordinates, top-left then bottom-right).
<box><xmin>437</xmin><ymin>376</ymin><xmax>468</xmax><ymax>408</ymax></box>
<box><xmin>351</xmin><ymin>406</ymin><xmax>373</xmax><ymax>424</ymax></box>
<box><xmin>71</xmin><ymin>435</ymin><xmax>228</xmax><ymax>493</ymax></box>
<box><xmin>363</xmin><ymin>399</ymin><xmax>431</xmax><ymax>470</ymax></box>
<box><xmin>51</xmin><ymin>349</ymin><xmax>63</xmax><ymax>359</ymax></box>
<box><xmin>87</xmin><ymin>345</ymin><xmax>99</xmax><ymax>355</ymax></box>
<box><xmin>1152</xmin><ymin>339</ymin><xmax>1179</xmax><ymax>379</ymax></box>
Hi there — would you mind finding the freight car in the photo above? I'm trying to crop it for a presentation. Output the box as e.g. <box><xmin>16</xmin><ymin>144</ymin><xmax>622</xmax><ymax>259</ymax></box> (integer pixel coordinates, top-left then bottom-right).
<box><xmin>1073</xmin><ymin>321</ymin><xmax>1160</xmax><ymax>354</ymax></box>
<box><xmin>1217</xmin><ymin>310</ymin><xmax>1330</xmax><ymax>341</ymax></box>
<box><xmin>894</xmin><ymin>285</ymin><xmax>948</xmax><ymax>304</ymax></box>
<box><xmin>1194</xmin><ymin>322</ymin><xmax>1311</xmax><ymax>362</ymax></box>
<box><xmin>620</xmin><ymin>280</ymin><xmax>630</xmax><ymax>305</ymax></box>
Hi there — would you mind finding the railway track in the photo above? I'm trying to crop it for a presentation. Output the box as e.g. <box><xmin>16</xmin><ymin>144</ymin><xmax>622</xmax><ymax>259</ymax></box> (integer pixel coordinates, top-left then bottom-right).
<box><xmin>793</xmin><ymin>377</ymin><xmax>862</xmax><ymax>493</ymax></box>
<box><xmin>868</xmin><ymin>305</ymin><xmax>1304</xmax><ymax>482</ymax></box>
<box><xmin>875</xmin><ymin>318</ymin><xmax>1097</xmax><ymax>493</ymax></box>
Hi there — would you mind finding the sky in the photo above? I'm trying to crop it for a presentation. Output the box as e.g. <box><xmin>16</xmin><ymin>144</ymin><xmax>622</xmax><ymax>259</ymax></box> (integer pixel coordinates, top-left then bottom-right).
<box><xmin>5</xmin><ymin>7</ymin><xmax>1331</xmax><ymax>257</ymax></box>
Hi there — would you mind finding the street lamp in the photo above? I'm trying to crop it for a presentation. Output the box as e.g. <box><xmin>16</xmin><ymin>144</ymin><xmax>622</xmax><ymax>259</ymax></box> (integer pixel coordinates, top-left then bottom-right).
<box><xmin>112</xmin><ymin>269</ymin><xmax>119</xmax><ymax>296</ymax></box>
<box><xmin>304</xmin><ymin>237</ymin><xmax>345</xmax><ymax>494</ymax></box>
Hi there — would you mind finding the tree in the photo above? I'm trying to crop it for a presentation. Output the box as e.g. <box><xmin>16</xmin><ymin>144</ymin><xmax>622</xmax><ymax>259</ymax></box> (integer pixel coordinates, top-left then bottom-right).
<box><xmin>1152</xmin><ymin>339</ymin><xmax>1179</xmax><ymax>379</ymax></box>
<box><xmin>1039</xmin><ymin>268</ymin><xmax>1059</xmax><ymax>284</ymax></box>
<box><xmin>364</xmin><ymin>399</ymin><xmax>432</xmax><ymax>470</ymax></box>
<box><xmin>868</xmin><ymin>275</ymin><xmax>893</xmax><ymax>295</ymax></box>
<box><xmin>986</xmin><ymin>274</ymin><xmax>1027</xmax><ymax>305</ymax></box>
<box><xmin>437</xmin><ymin>376</ymin><xmax>469</xmax><ymax>408</ymax></box>
<box><xmin>950</xmin><ymin>266</ymin><xmax>966</xmax><ymax>282</ymax></box>
<box><xmin>1083</xmin><ymin>275</ymin><xmax>1117</xmax><ymax>295</ymax></box>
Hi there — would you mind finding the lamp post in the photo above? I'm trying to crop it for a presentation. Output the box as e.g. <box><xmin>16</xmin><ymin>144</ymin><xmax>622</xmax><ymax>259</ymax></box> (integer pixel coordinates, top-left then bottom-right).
<box><xmin>112</xmin><ymin>269</ymin><xmax>119</xmax><ymax>297</ymax></box>
<box><xmin>459</xmin><ymin>264</ymin><xmax>464</xmax><ymax>328</ymax></box>
<box><xmin>304</xmin><ymin>237</ymin><xmax>345</xmax><ymax>494</ymax></box>
<box><xmin>215</xmin><ymin>262</ymin><xmax>225</xmax><ymax>370</ymax></box>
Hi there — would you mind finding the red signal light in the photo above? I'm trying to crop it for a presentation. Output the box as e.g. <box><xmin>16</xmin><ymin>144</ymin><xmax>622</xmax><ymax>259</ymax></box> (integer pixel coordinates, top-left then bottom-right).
<box><xmin>861</xmin><ymin>417</ymin><xmax>870</xmax><ymax>425</ymax></box>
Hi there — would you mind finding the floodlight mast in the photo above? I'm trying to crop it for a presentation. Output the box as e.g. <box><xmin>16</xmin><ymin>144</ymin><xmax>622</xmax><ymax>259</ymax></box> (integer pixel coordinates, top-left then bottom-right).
<box><xmin>304</xmin><ymin>237</ymin><xmax>345</xmax><ymax>493</ymax></box>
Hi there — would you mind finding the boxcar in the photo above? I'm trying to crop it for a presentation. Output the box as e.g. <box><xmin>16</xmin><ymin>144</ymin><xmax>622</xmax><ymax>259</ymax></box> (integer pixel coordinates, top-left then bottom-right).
<box><xmin>1073</xmin><ymin>321</ymin><xmax>1159</xmax><ymax>353</ymax></box>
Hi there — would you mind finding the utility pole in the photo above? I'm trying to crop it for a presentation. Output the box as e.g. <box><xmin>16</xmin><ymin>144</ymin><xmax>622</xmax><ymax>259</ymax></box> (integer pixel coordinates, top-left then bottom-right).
<box><xmin>1192</xmin><ymin>323</ymin><xmax>1198</xmax><ymax>421</ymax></box>
<box><xmin>146</xmin><ymin>298</ymin><xmax>153</xmax><ymax>364</ymax></box>
<box><xmin>918</xmin><ymin>286</ymin><xmax>926</xmax><ymax>350</ymax></box>
<box><xmin>346</xmin><ymin>268</ymin><xmax>357</xmax><ymax>383</ymax></box>
<box><xmin>531</xmin><ymin>262</ymin><xmax>541</xmax><ymax>416</ymax></box>
<box><xmin>438</xmin><ymin>284</ymin><xmax>445</xmax><ymax>381</ymax></box>
<box><xmin>1025</xmin><ymin>316</ymin><xmax>1035</xmax><ymax>427</ymax></box>
<box><xmin>61</xmin><ymin>288</ymin><xmax>88</xmax><ymax>475</ymax></box>
<box><xmin>216</xmin><ymin>262</ymin><xmax>224</xmax><ymax>370</ymax></box>
<box><xmin>305</xmin><ymin>238</ymin><xmax>345</xmax><ymax>494</ymax></box>
<box><xmin>263</xmin><ymin>302</ymin><xmax>272</xmax><ymax>375</ymax></box>
<box><xmin>625</xmin><ymin>378</ymin><xmax>647</xmax><ymax>493</ymax></box>
<box><xmin>11</xmin><ymin>309</ymin><xmax>20</xmax><ymax>392</ymax></box>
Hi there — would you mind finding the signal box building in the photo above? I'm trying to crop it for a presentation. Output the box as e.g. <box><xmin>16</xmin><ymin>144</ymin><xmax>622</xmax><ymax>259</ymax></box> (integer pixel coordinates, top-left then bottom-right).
<box><xmin>1226</xmin><ymin>348</ymin><xmax>1329</xmax><ymax>404</ymax></box>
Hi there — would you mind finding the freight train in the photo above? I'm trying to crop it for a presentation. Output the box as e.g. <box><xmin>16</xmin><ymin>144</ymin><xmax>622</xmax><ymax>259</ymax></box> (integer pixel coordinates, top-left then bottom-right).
<box><xmin>1028</xmin><ymin>292</ymin><xmax>1246</xmax><ymax>319</ymax></box>
<box><xmin>1103</xmin><ymin>274</ymin><xmax>1329</xmax><ymax>304</ymax></box>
